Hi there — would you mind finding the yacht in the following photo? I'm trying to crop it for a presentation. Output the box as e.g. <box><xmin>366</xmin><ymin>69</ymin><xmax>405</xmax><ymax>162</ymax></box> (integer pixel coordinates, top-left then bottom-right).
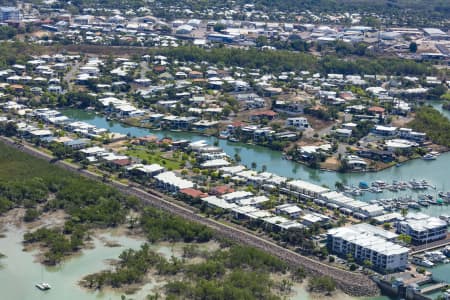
<box><xmin>418</xmin><ymin>200</ymin><xmax>430</xmax><ymax>207</ymax></box>
<box><xmin>443</xmin><ymin>246</ymin><xmax>450</xmax><ymax>257</ymax></box>
<box><xmin>408</xmin><ymin>202</ymin><xmax>421</xmax><ymax>209</ymax></box>
<box><xmin>36</xmin><ymin>283</ymin><xmax>51</xmax><ymax>291</ymax></box>
<box><xmin>423</xmin><ymin>153</ymin><xmax>437</xmax><ymax>160</ymax></box>
<box><xmin>425</xmin><ymin>251</ymin><xmax>447</xmax><ymax>263</ymax></box>
<box><xmin>412</xmin><ymin>257</ymin><xmax>434</xmax><ymax>267</ymax></box>
<box><xmin>439</xmin><ymin>215</ymin><xmax>450</xmax><ymax>223</ymax></box>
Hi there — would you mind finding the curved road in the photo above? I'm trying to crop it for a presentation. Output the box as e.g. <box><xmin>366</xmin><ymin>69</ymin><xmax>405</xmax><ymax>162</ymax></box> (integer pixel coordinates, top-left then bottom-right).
<box><xmin>0</xmin><ymin>137</ymin><xmax>380</xmax><ymax>297</ymax></box>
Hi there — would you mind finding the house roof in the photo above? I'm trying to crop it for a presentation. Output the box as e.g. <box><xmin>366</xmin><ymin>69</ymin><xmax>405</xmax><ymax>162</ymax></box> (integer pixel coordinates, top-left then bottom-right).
<box><xmin>368</xmin><ymin>106</ymin><xmax>385</xmax><ymax>113</ymax></box>
<box><xmin>180</xmin><ymin>188</ymin><xmax>208</xmax><ymax>198</ymax></box>
<box><xmin>211</xmin><ymin>185</ymin><xmax>234</xmax><ymax>195</ymax></box>
<box><xmin>111</xmin><ymin>158</ymin><xmax>132</xmax><ymax>166</ymax></box>
<box><xmin>250</xmin><ymin>110</ymin><xmax>277</xmax><ymax>117</ymax></box>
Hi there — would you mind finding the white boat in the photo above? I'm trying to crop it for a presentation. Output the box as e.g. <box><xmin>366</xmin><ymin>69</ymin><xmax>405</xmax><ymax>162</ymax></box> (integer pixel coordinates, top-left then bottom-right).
<box><xmin>423</xmin><ymin>153</ymin><xmax>437</xmax><ymax>160</ymax></box>
<box><xmin>36</xmin><ymin>282</ymin><xmax>51</xmax><ymax>291</ymax></box>
<box><xmin>408</xmin><ymin>202</ymin><xmax>421</xmax><ymax>209</ymax></box>
<box><xmin>412</xmin><ymin>257</ymin><xmax>434</xmax><ymax>267</ymax></box>
<box><xmin>443</xmin><ymin>246</ymin><xmax>450</xmax><ymax>257</ymax></box>
<box><xmin>424</xmin><ymin>251</ymin><xmax>447</xmax><ymax>263</ymax></box>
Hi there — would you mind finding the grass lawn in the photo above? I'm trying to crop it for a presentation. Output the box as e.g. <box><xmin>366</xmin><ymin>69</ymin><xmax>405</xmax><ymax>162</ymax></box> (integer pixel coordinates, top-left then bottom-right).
<box><xmin>124</xmin><ymin>146</ymin><xmax>184</xmax><ymax>170</ymax></box>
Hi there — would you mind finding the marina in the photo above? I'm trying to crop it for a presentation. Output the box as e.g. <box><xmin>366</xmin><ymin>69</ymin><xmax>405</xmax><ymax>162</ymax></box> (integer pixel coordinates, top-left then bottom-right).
<box><xmin>59</xmin><ymin>108</ymin><xmax>450</xmax><ymax>298</ymax></box>
<box><xmin>2</xmin><ymin>108</ymin><xmax>450</xmax><ymax>300</ymax></box>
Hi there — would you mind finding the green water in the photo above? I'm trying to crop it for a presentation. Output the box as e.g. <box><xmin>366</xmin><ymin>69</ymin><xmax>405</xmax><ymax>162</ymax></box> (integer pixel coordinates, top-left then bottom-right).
<box><xmin>61</xmin><ymin>108</ymin><xmax>450</xmax><ymax>295</ymax></box>
<box><xmin>62</xmin><ymin>108</ymin><xmax>450</xmax><ymax>209</ymax></box>
<box><xmin>2</xmin><ymin>106</ymin><xmax>449</xmax><ymax>300</ymax></box>
<box><xmin>0</xmin><ymin>225</ymin><xmax>180</xmax><ymax>300</ymax></box>
<box><xmin>0</xmin><ymin>225</ymin><xmax>334</xmax><ymax>300</ymax></box>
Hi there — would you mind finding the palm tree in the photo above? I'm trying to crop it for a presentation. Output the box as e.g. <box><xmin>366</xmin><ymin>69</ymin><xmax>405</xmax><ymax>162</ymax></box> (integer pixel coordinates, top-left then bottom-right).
<box><xmin>335</xmin><ymin>181</ymin><xmax>344</xmax><ymax>191</ymax></box>
<box><xmin>400</xmin><ymin>207</ymin><xmax>408</xmax><ymax>217</ymax></box>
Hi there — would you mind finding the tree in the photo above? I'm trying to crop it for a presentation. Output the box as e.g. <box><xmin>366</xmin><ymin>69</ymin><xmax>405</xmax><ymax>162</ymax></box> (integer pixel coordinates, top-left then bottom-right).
<box><xmin>334</xmin><ymin>181</ymin><xmax>344</xmax><ymax>191</ymax></box>
<box><xmin>24</xmin><ymin>208</ymin><xmax>39</xmax><ymax>222</ymax></box>
<box><xmin>251</xmin><ymin>162</ymin><xmax>257</xmax><ymax>169</ymax></box>
<box><xmin>409</xmin><ymin>42</ymin><xmax>418</xmax><ymax>53</ymax></box>
<box><xmin>308</xmin><ymin>276</ymin><xmax>336</xmax><ymax>293</ymax></box>
<box><xmin>400</xmin><ymin>208</ymin><xmax>408</xmax><ymax>217</ymax></box>
<box><xmin>398</xmin><ymin>234</ymin><xmax>412</xmax><ymax>245</ymax></box>
<box><xmin>213</xmin><ymin>23</ymin><xmax>226</xmax><ymax>33</ymax></box>
<box><xmin>363</xmin><ymin>259</ymin><xmax>373</xmax><ymax>269</ymax></box>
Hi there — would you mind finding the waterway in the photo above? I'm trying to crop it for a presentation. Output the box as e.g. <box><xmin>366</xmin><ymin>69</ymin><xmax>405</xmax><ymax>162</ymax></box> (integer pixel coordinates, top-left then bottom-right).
<box><xmin>62</xmin><ymin>107</ymin><xmax>450</xmax><ymax>298</ymax></box>
<box><xmin>0</xmin><ymin>225</ymin><xmax>175</xmax><ymax>300</ymax></box>
<box><xmin>2</xmin><ymin>106</ymin><xmax>449</xmax><ymax>300</ymax></box>
<box><xmin>0</xmin><ymin>224</ymin><xmax>351</xmax><ymax>300</ymax></box>
<box><xmin>63</xmin><ymin>108</ymin><xmax>450</xmax><ymax>216</ymax></box>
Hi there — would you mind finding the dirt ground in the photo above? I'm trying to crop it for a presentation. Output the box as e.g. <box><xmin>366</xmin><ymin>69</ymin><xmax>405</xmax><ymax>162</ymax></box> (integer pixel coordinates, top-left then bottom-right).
<box><xmin>320</xmin><ymin>156</ymin><xmax>340</xmax><ymax>171</ymax></box>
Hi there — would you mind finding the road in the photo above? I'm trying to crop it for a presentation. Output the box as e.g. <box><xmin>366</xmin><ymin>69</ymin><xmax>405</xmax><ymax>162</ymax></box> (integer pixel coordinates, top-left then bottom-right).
<box><xmin>0</xmin><ymin>136</ymin><xmax>380</xmax><ymax>297</ymax></box>
<box><xmin>411</xmin><ymin>234</ymin><xmax>450</xmax><ymax>254</ymax></box>
<box><xmin>63</xmin><ymin>59</ymin><xmax>82</xmax><ymax>89</ymax></box>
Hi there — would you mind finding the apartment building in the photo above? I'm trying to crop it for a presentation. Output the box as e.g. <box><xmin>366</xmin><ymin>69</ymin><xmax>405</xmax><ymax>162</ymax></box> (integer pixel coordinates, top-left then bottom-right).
<box><xmin>395</xmin><ymin>213</ymin><xmax>447</xmax><ymax>245</ymax></box>
<box><xmin>328</xmin><ymin>224</ymin><xmax>409</xmax><ymax>272</ymax></box>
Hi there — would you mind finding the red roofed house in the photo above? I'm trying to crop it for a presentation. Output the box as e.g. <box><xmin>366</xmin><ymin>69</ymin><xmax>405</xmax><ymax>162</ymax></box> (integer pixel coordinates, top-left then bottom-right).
<box><xmin>153</xmin><ymin>65</ymin><xmax>166</xmax><ymax>73</ymax></box>
<box><xmin>179</xmin><ymin>188</ymin><xmax>208</xmax><ymax>199</ymax></box>
<box><xmin>210</xmin><ymin>185</ymin><xmax>235</xmax><ymax>196</ymax></box>
<box><xmin>108</xmin><ymin>158</ymin><xmax>132</xmax><ymax>170</ymax></box>
<box><xmin>249</xmin><ymin>110</ymin><xmax>278</xmax><ymax>122</ymax></box>
<box><xmin>368</xmin><ymin>106</ymin><xmax>385</xmax><ymax>118</ymax></box>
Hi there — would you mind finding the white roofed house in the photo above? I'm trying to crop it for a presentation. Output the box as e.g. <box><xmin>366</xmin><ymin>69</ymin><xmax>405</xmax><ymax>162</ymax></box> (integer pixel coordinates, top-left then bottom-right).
<box><xmin>262</xmin><ymin>216</ymin><xmax>295</xmax><ymax>232</ymax></box>
<box><xmin>284</xmin><ymin>180</ymin><xmax>330</xmax><ymax>200</ymax></box>
<box><xmin>300</xmin><ymin>213</ymin><xmax>330</xmax><ymax>227</ymax></box>
<box><xmin>372</xmin><ymin>125</ymin><xmax>398</xmax><ymax>136</ymax></box>
<box><xmin>154</xmin><ymin>171</ymin><xmax>194</xmax><ymax>192</ymax></box>
<box><xmin>201</xmin><ymin>196</ymin><xmax>238</xmax><ymax>211</ymax></box>
<box><xmin>286</xmin><ymin>117</ymin><xmax>310</xmax><ymax>130</ymax></box>
<box><xmin>126</xmin><ymin>163</ymin><xmax>165</xmax><ymax>178</ymax></box>
<box><xmin>200</xmin><ymin>159</ymin><xmax>231</xmax><ymax>169</ymax></box>
<box><xmin>236</xmin><ymin>196</ymin><xmax>270</xmax><ymax>208</ymax></box>
<box><xmin>28</xmin><ymin>129</ymin><xmax>53</xmax><ymax>140</ymax></box>
<box><xmin>176</xmin><ymin>24</ymin><xmax>194</xmax><ymax>35</ymax></box>
<box><xmin>344</xmin><ymin>155</ymin><xmax>367</xmax><ymax>171</ymax></box>
<box><xmin>221</xmin><ymin>191</ymin><xmax>254</xmax><ymax>203</ymax></box>
<box><xmin>275</xmin><ymin>203</ymin><xmax>302</xmax><ymax>219</ymax></box>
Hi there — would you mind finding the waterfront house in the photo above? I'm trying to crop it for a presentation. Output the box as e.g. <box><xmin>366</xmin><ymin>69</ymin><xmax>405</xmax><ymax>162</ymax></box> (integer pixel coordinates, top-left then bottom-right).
<box><xmin>284</xmin><ymin>180</ymin><xmax>330</xmax><ymax>200</ymax></box>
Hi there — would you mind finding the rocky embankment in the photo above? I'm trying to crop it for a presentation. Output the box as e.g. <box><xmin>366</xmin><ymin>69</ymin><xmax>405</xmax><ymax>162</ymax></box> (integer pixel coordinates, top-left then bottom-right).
<box><xmin>0</xmin><ymin>137</ymin><xmax>380</xmax><ymax>297</ymax></box>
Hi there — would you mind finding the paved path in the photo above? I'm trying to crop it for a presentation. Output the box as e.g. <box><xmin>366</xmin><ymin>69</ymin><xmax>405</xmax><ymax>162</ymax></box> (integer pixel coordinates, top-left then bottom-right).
<box><xmin>411</xmin><ymin>234</ymin><xmax>450</xmax><ymax>254</ymax></box>
<box><xmin>0</xmin><ymin>137</ymin><xmax>380</xmax><ymax>297</ymax></box>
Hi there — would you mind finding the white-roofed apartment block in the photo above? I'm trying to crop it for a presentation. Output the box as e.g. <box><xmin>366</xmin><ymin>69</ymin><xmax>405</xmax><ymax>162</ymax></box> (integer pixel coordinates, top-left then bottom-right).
<box><xmin>328</xmin><ymin>224</ymin><xmax>409</xmax><ymax>272</ymax></box>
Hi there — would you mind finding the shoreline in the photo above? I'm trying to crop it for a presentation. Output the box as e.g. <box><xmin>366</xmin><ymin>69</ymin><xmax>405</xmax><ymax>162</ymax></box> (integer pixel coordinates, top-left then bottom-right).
<box><xmin>0</xmin><ymin>136</ymin><xmax>381</xmax><ymax>297</ymax></box>
<box><xmin>64</xmin><ymin>108</ymin><xmax>449</xmax><ymax>175</ymax></box>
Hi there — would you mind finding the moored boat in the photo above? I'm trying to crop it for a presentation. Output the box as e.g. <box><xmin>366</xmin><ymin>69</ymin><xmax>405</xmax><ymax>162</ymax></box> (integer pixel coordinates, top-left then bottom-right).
<box><xmin>36</xmin><ymin>283</ymin><xmax>51</xmax><ymax>291</ymax></box>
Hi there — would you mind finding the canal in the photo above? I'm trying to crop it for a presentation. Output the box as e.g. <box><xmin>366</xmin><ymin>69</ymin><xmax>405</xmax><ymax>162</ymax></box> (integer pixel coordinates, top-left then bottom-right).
<box><xmin>62</xmin><ymin>107</ymin><xmax>450</xmax><ymax>298</ymax></box>
<box><xmin>63</xmin><ymin>108</ymin><xmax>450</xmax><ymax>214</ymax></box>
<box><xmin>1</xmin><ymin>104</ymin><xmax>449</xmax><ymax>300</ymax></box>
